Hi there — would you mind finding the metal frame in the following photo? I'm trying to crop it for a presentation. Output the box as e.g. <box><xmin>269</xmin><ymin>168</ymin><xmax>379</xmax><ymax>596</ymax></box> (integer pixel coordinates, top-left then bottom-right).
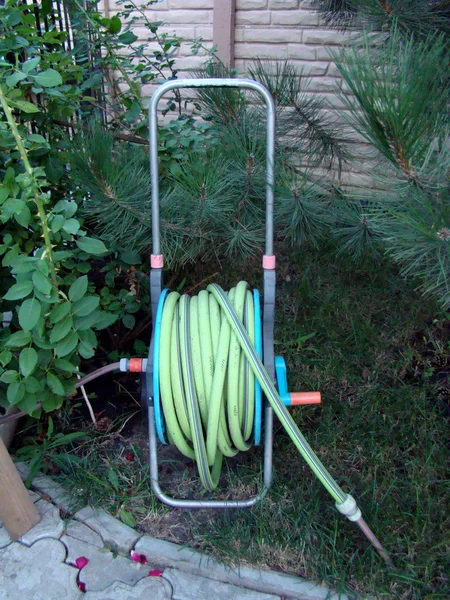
<box><xmin>146</xmin><ymin>78</ymin><xmax>276</xmax><ymax>508</ymax></box>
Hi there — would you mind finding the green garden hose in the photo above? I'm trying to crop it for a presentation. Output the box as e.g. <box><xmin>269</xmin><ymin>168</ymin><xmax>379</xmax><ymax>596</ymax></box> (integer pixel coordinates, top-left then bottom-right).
<box><xmin>156</xmin><ymin>280</ymin><xmax>392</xmax><ymax>566</ymax></box>
<box><xmin>159</xmin><ymin>280</ymin><xmax>344</xmax><ymax>501</ymax></box>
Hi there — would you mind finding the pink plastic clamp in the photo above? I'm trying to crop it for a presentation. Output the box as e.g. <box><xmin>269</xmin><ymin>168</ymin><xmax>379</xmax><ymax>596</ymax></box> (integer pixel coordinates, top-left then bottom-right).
<box><xmin>262</xmin><ymin>255</ymin><xmax>276</xmax><ymax>269</ymax></box>
<box><xmin>151</xmin><ymin>254</ymin><xmax>164</xmax><ymax>268</ymax></box>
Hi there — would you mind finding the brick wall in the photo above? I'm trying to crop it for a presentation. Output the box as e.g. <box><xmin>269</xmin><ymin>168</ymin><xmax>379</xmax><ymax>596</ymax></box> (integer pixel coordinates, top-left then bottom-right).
<box><xmin>101</xmin><ymin>0</ymin><xmax>371</xmax><ymax>187</ymax></box>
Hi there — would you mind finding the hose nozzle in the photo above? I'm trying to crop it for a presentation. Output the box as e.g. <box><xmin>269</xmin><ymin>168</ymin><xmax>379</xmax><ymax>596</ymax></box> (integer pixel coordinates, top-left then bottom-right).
<box><xmin>336</xmin><ymin>495</ymin><xmax>393</xmax><ymax>567</ymax></box>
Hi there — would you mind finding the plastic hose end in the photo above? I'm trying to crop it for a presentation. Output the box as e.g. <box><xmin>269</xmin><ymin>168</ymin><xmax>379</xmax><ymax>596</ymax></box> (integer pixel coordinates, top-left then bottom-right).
<box><xmin>336</xmin><ymin>494</ymin><xmax>362</xmax><ymax>522</ymax></box>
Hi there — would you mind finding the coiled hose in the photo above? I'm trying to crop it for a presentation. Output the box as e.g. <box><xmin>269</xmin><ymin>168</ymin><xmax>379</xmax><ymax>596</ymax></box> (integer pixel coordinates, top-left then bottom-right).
<box><xmin>156</xmin><ymin>281</ymin><xmax>392</xmax><ymax>565</ymax></box>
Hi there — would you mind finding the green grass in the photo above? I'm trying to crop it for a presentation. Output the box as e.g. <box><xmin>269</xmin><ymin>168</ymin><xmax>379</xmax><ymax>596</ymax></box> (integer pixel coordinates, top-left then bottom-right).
<box><xmin>42</xmin><ymin>244</ymin><xmax>449</xmax><ymax>599</ymax></box>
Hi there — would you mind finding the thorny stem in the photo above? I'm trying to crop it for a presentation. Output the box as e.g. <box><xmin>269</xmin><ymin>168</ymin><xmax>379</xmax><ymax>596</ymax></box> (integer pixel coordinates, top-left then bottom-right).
<box><xmin>0</xmin><ymin>88</ymin><xmax>58</xmax><ymax>289</ymax></box>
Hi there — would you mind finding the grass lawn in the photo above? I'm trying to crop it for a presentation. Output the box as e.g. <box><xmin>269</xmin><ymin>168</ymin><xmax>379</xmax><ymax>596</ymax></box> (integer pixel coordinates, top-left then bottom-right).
<box><xmin>32</xmin><ymin>244</ymin><xmax>449</xmax><ymax>599</ymax></box>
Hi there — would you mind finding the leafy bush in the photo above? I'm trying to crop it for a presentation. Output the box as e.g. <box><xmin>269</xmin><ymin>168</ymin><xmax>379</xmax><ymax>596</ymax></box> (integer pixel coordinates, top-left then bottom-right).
<box><xmin>0</xmin><ymin>0</ymin><xmax>208</xmax><ymax>418</ymax></box>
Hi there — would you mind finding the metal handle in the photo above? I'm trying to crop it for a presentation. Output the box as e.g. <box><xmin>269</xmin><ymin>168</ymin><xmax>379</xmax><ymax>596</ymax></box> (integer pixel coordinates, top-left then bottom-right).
<box><xmin>149</xmin><ymin>78</ymin><xmax>276</xmax><ymax>257</ymax></box>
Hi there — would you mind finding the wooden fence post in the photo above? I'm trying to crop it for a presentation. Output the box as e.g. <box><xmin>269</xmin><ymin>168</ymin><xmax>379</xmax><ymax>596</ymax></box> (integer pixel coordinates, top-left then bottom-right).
<box><xmin>0</xmin><ymin>437</ymin><xmax>40</xmax><ymax>541</ymax></box>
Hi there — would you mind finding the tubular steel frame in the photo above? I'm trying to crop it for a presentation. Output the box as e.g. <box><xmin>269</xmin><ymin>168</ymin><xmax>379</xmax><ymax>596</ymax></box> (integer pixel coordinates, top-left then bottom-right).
<box><xmin>146</xmin><ymin>79</ymin><xmax>276</xmax><ymax>508</ymax></box>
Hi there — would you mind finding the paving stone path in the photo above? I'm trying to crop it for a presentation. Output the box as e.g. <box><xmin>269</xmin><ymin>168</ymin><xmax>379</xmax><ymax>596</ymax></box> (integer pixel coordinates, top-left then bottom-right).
<box><xmin>0</xmin><ymin>464</ymin><xmax>349</xmax><ymax>600</ymax></box>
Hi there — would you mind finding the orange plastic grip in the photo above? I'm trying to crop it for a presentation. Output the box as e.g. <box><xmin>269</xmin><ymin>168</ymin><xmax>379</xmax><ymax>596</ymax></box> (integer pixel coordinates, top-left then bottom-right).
<box><xmin>289</xmin><ymin>392</ymin><xmax>321</xmax><ymax>406</ymax></box>
<box><xmin>129</xmin><ymin>358</ymin><xmax>143</xmax><ymax>372</ymax></box>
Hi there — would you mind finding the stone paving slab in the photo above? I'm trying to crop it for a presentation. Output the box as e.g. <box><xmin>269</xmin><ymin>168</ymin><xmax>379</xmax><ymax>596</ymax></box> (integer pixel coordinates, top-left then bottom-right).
<box><xmin>0</xmin><ymin>524</ymin><xmax>12</xmax><ymax>550</ymax></box>
<box><xmin>61</xmin><ymin>533</ymin><xmax>149</xmax><ymax>592</ymax></box>
<box><xmin>74</xmin><ymin>506</ymin><xmax>141</xmax><ymax>553</ymax></box>
<box><xmin>0</xmin><ymin>538</ymin><xmax>81</xmax><ymax>600</ymax></box>
<box><xmin>83</xmin><ymin>576</ymin><xmax>172</xmax><ymax>600</ymax></box>
<box><xmin>64</xmin><ymin>520</ymin><xmax>104</xmax><ymax>548</ymax></box>
<box><xmin>28</xmin><ymin>489</ymin><xmax>42</xmax><ymax>503</ymax></box>
<box><xmin>19</xmin><ymin>499</ymin><xmax>64</xmax><ymax>546</ymax></box>
<box><xmin>164</xmin><ymin>567</ymin><xmax>281</xmax><ymax>600</ymax></box>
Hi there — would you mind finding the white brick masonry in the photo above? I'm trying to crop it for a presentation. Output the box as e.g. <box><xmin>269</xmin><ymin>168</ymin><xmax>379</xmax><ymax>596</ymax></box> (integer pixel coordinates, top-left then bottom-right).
<box><xmin>269</xmin><ymin>0</ymin><xmax>299</xmax><ymax>9</ymax></box>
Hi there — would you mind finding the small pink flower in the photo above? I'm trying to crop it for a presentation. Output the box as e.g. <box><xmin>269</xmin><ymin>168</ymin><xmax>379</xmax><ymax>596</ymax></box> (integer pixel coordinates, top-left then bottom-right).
<box><xmin>148</xmin><ymin>569</ymin><xmax>163</xmax><ymax>577</ymax></box>
<box><xmin>77</xmin><ymin>581</ymin><xmax>86</xmax><ymax>592</ymax></box>
<box><xmin>130</xmin><ymin>550</ymin><xmax>147</xmax><ymax>564</ymax></box>
<box><xmin>75</xmin><ymin>556</ymin><xmax>89</xmax><ymax>570</ymax></box>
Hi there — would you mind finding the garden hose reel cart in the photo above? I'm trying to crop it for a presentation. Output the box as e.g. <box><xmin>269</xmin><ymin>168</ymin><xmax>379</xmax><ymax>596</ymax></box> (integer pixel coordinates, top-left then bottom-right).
<box><xmin>144</xmin><ymin>78</ymin><xmax>392</xmax><ymax>564</ymax></box>
<box><xmin>146</xmin><ymin>77</ymin><xmax>319</xmax><ymax>508</ymax></box>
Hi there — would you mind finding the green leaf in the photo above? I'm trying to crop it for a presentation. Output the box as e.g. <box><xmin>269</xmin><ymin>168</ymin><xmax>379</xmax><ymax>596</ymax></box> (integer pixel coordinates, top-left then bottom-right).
<box><xmin>18</xmin><ymin>298</ymin><xmax>41</xmax><ymax>331</ymax></box>
<box><xmin>108</xmin><ymin>467</ymin><xmax>120</xmax><ymax>491</ymax></box>
<box><xmin>119</xmin><ymin>509</ymin><xmax>136</xmax><ymax>528</ymax></box>
<box><xmin>34</xmin><ymin>68</ymin><xmax>62</xmax><ymax>88</ymax></box>
<box><xmin>41</xmin><ymin>390</ymin><xmax>61</xmax><ymax>412</ymax></box>
<box><xmin>54</xmin><ymin>358</ymin><xmax>77</xmax><ymax>373</ymax></box>
<box><xmin>122</xmin><ymin>313</ymin><xmax>135</xmax><ymax>330</ymax></box>
<box><xmin>15</xmin><ymin>206</ymin><xmax>31</xmax><ymax>227</ymax></box>
<box><xmin>3</xmin><ymin>280</ymin><xmax>33</xmax><ymax>300</ymax></box>
<box><xmin>93</xmin><ymin>312</ymin><xmax>119</xmax><ymax>330</ymax></box>
<box><xmin>27</xmin><ymin>133</ymin><xmax>47</xmax><ymax>144</ymax></box>
<box><xmin>73</xmin><ymin>310</ymin><xmax>99</xmax><ymax>331</ymax></box>
<box><xmin>69</xmin><ymin>276</ymin><xmax>88</xmax><ymax>302</ymax></box>
<box><xmin>22</xmin><ymin>57</ymin><xmax>40</xmax><ymax>73</ymax></box>
<box><xmin>109</xmin><ymin>15</ymin><xmax>122</xmax><ymax>34</ymax></box>
<box><xmin>7</xmin><ymin>381</ymin><xmax>25</xmax><ymax>404</ymax></box>
<box><xmin>5</xmin><ymin>330</ymin><xmax>32</xmax><ymax>348</ymax></box>
<box><xmin>18</xmin><ymin>393</ymin><xmax>40</xmax><ymax>415</ymax></box>
<box><xmin>52</xmin><ymin>250</ymin><xmax>73</xmax><ymax>261</ymax></box>
<box><xmin>49</xmin><ymin>302</ymin><xmax>72</xmax><ymax>324</ymax></box>
<box><xmin>32</xmin><ymin>270</ymin><xmax>52</xmax><ymax>295</ymax></box>
<box><xmin>19</xmin><ymin>347</ymin><xmax>38</xmax><ymax>378</ymax></box>
<box><xmin>38</xmin><ymin>349</ymin><xmax>53</xmax><ymax>366</ymax></box>
<box><xmin>77</xmin><ymin>340</ymin><xmax>95</xmax><ymax>359</ymax></box>
<box><xmin>6</xmin><ymin>71</ymin><xmax>27</xmax><ymax>88</ymax></box>
<box><xmin>62</xmin><ymin>218</ymin><xmax>80</xmax><ymax>235</ymax></box>
<box><xmin>50</xmin><ymin>214</ymin><xmax>65</xmax><ymax>232</ymax></box>
<box><xmin>78</xmin><ymin>328</ymin><xmax>97</xmax><ymax>348</ymax></box>
<box><xmin>55</xmin><ymin>331</ymin><xmax>78</xmax><ymax>357</ymax></box>
<box><xmin>40</xmin><ymin>0</ymin><xmax>52</xmax><ymax>18</ymax></box>
<box><xmin>46</xmin><ymin>371</ymin><xmax>65</xmax><ymax>396</ymax></box>
<box><xmin>72</xmin><ymin>296</ymin><xmax>99</xmax><ymax>317</ymax></box>
<box><xmin>24</xmin><ymin>376</ymin><xmax>43</xmax><ymax>393</ymax></box>
<box><xmin>118</xmin><ymin>31</ymin><xmax>138</xmax><ymax>44</ymax></box>
<box><xmin>0</xmin><ymin>370</ymin><xmax>18</xmax><ymax>384</ymax></box>
<box><xmin>119</xmin><ymin>250</ymin><xmax>142</xmax><ymax>265</ymax></box>
<box><xmin>51</xmin><ymin>432</ymin><xmax>88</xmax><ymax>447</ymax></box>
<box><xmin>76</xmin><ymin>237</ymin><xmax>108</xmax><ymax>255</ymax></box>
<box><xmin>0</xmin><ymin>350</ymin><xmax>12</xmax><ymax>367</ymax></box>
<box><xmin>49</xmin><ymin>316</ymin><xmax>73</xmax><ymax>343</ymax></box>
<box><xmin>12</xmin><ymin>100</ymin><xmax>40</xmax><ymax>113</ymax></box>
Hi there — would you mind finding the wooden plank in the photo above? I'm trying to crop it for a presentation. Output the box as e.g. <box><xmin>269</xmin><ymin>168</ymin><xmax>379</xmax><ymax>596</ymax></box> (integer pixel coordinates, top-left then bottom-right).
<box><xmin>0</xmin><ymin>437</ymin><xmax>40</xmax><ymax>541</ymax></box>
